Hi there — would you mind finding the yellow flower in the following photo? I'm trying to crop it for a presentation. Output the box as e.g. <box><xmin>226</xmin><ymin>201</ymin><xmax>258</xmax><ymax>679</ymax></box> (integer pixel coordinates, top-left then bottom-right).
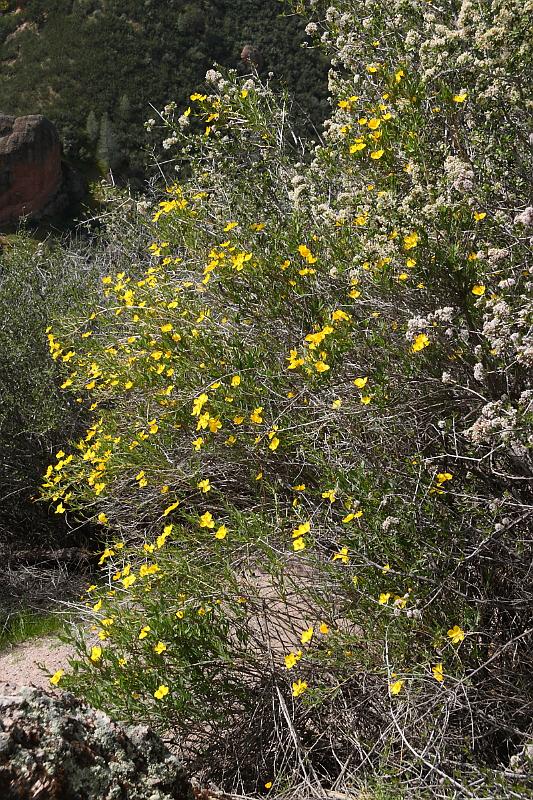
<box><xmin>453</xmin><ymin>93</ymin><xmax>467</xmax><ymax>103</ymax></box>
<box><xmin>98</xmin><ymin>548</ymin><xmax>114</xmax><ymax>565</ymax></box>
<box><xmin>360</xmin><ymin>395</ymin><xmax>372</xmax><ymax>405</ymax></box>
<box><xmin>389</xmin><ymin>679</ymin><xmax>404</xmax><ymax>695</ymax></box>
<box><xmin>50</xmin><ymin>669</ymin><xmax>64</xmax><ymax>686</ymax></box>
<box><xmin>292</xmin><ymin>521</ymin><xmax>311</xmax><ymax>538</ymax></box>
<box><xmin>471</xmin><ymin>284</ymin><xmax>486</xmax><ymax>296</ymax></box>
<box><xmin>89</xmin><ymin>645</ymin><xmax>102</xmax><ymax>663</ymax></box>
<box><xmin>370</xmin><ymin>149</ymin><xmax>384</xmax><ymax>160</ymax></box>
<box><xmin>250</xmin><ymin>407</ymin><xmax>263</xmax><ymax>424</ymax></box>
<box><xmin>291</xmin><ymin>680</ymin><xmax>308</xmax><ymax>698</ymax></box>
<box><xmin>231</xmin><ymin>374</ymin><xmax>241</xmax><ymax>387</ymax></box>
<box><xmin>319</xmin><ymin>623</ymin><xmax>330</xmax><ymax>635</ymax></box>
<box><xmin>139</xmin><ymin>563</ymin><xmax>160</xmax><ymax>577</ymax></box>
<box><xmin>97</xmin><ymin>512</ymin><xmax>108</xmax><ymax>525</ymax></box>
<box><xmin>447</xmin><ymin>625</ymin><xmax>466</xmax><ymax>644</ymax></box>
<box><xmin>192</xmin><ymin>437</ymin><xmax>204</xmax><ymax>450</ymax></box>
<box><xmin>412</xmin><ymin>333</ymin><xmax>430</xmax><ymax>352</ymax></box>
<box><xmin>301</xmin><ymin>626</ymin><xmax>314</xmax><ymax>645</ymax></box>
<box><xmin>287</xmin><ymin>349</ymin><xmax>305</xmax><ymax>370</ymax></box>
<box><xmin>298</xmin><ymin>244</ymin><xmax>317</xmax><ymax>264</ymax></box>
<box><xmin>332</xmin><ymin>309</ymin><xmax>351</xmax><ymax>322</ymax></box>
<box><xmin>197</xmin><ymin>478</ymin><xmax>211</xmax><ymax>493</ymax></box>
<box><xmin>156</xmin><ymin>523</ymin><xmax>173</xmax><ymax>549</ymax></box>
<box><xmin>122</xmin><ymin>574</ymin><xmax>136</xmax><ymax>589</ymax></box>
<box><xmin>342</xmin><ymin>510</ymin><xmax>362</xmax><ymax>523</ymax></box>
<box><xmin>315</xmin><ymin>360</ymin><xmax>330</xmax><ymax>373</ymax></box>
<box><xmin>293</xmin><ymin>537</ymin><xmax>306</xmax><ymax>552</ymax></box>
<box><xmin>473</xmin><ymin>211</ymin><xmax>486</xmax><ymax>221</ymax></box>
<box><xmin>199</xmin><ymin>511</ymin><xmax>215</xmax><ymax>529</ymax></box>
<box><xmin>367</xmin><ymin>117</ymin><xmax>381</xmax><ymax>130</ymax></box>
<box><xmin>332</xmin><ymin>398</ymin><xmax>342</xmax><ymax>409</ymax></box>
<box><xmin>403</xmin><ymin>231</ymin><xmax>419</xmax><ymax>250</ymax></box>
<box><xmin>332</xmin><ymin>547</ymin><xmax>349</xmax><ymax>564</ymax></box>
<box><xmin>192</xmin><ymin>393</ymin><xmax>209</xmax><ymax>416</ymax></box>
<box><xmin>265</xmin><ymin>781</ymin><xmax>272</xmax><ymax>790</ymax></box>
<box><xmin>214</xmin><ymin>524</ymin><xmax>228</xmax><ymax>540</ymax></box>
<box><xmin>284</xmin><ymin>650</ymin><xmax>302</xmax><ymax>669</ymax></box>
<box><xmin>379</xmin><ymin>593</ymin><xmax>391</xmax><ymax>605</ymax></box>
<box><xmin>154</xmin><ymin>684</ymin><xmax>169</xmax><ymax>700</ymax></box>
<box><xmin>162</xmin><ymin>500</ymin><xmax>180</xmax><ymax>517</ymax></box>
<box><xmin>432</xmin><ymin>663</ymin><xmax>444</xmax><ymax>682</ymax></box>
<box><xmin>353</xmin><ymin>377</ymin><xmax>368</xmax><ymax>388</ymax></box>
<box><xmin>322</xmin><ymin>489</ymin><xmax>336</xmax><ymax>502</ymax></box>
<box><xmin>154</xmin><ymin>641</ymin><xmax>167</xmax><ymax>655</ymax></box>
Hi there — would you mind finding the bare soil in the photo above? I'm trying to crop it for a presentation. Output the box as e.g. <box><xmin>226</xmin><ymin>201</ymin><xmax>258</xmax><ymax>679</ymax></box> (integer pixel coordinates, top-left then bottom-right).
<box><xmin>0</xmin><ymin>635</ymin><xmax>75</xmax><ymax>692</ymax></box>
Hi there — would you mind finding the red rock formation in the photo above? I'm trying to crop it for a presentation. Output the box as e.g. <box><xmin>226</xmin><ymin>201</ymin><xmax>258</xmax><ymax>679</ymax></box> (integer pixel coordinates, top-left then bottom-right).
<box><xmin>241</xmin><ymin>44</ymin><xmax>264</xmax><ymax>72</ymax></box>
<box><xmin>0</xmin><ymin>114</ymin><xmax>62</xmax><ymax>226</ymax></box>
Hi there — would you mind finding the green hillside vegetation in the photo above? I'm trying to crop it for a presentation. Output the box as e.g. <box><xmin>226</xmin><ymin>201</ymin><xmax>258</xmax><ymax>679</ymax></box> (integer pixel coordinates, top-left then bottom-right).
<box><xmin>0</xmin><ymin>236</ymin><xmax>96</xmax><ymax>541</ymax></box>
<box><xmin>1</xmin><ymin>0</ymin><xmax>532</xmax><ymax>797</ymax></box>
<box><xmin>0</xmin><ymin>0</ymin><xmax>328</xmax><ymax>173</ymax></box>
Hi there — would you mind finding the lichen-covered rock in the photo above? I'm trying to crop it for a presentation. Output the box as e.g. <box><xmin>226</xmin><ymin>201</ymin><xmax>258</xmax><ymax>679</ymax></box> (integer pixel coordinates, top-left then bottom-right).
<box><xmin>0</xmin><ymin>688</ymin><xmax>194</xmax><ymax>800</ymax></box>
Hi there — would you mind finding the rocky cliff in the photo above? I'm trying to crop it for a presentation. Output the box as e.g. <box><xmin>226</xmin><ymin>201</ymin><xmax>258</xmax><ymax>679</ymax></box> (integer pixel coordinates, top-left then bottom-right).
<box><xmin>0</xmin><ymin>114</ymin><xmax>63</xmax><ymax>226</ymax></box>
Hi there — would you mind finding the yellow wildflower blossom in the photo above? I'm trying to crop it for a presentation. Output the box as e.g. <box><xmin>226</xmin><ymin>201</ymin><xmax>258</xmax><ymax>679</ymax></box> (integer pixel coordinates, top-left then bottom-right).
<box><xmin>389</xmin><ymin>679</ymin><xmax>404</xmax><ymax>695</ymax></box>
<box><xmin>154</xmin><ymin>685</ymin><xmax>169</xmax><ymax>700</ymax></box>
<box><xmin>301</xmin><ymin>626</ymin><xmax>314</xmax><ymax>645</ymax></box>
<box><xmin>89</xmin><ymin>645</ymin><xmax>102</xmax><ymax>663</ymax></box>
<box><xmin>447</xmin><ymin>625</ymin><xmax>466</xmax><ymax>644</ymax></box>
<box><xmin>291</xmin><ymin>680</ymin><xmax>308</xmax><ymax>698</ymax></box>
<box><xmin>50</xmin><ymin>669</ymin><xmax>64</xmax><ymax>686</ymax></box>
<box><xmin>199</xmin><ymin>511</ymin><xmax>215</xmax><ymax>529</ymax></box>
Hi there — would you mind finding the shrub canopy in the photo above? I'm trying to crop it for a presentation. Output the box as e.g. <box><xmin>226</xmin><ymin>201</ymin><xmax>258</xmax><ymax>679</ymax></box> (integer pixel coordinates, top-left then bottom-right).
<box><xmin>41</xmin><ymin>0</ymin><xmax>532</xmax><ymax>796</ymax></box>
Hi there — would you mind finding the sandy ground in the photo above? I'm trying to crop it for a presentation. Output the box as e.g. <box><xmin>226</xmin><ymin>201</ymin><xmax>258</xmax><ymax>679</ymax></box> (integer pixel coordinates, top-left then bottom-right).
<box><xmin>0</xmin><ymin>636</ymin><xmax>75</xmax><ymax>692</ymax></box>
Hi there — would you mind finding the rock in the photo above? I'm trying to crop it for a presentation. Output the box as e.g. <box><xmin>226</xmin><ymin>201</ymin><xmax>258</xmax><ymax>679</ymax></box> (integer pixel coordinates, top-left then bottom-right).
<box><xmin>0</xmin><ymin>688</ymin><xmax>194</xmax><ymax>800</ymax></box>
<box><xmin>0</xmin><ymin>114</ymin><xmax>63</xmax><ymax>226</ymax></box>
<box><xmin>240</xmin><ymin>44</ymin><xmax>264</xmax><ymax>72</ymax></box>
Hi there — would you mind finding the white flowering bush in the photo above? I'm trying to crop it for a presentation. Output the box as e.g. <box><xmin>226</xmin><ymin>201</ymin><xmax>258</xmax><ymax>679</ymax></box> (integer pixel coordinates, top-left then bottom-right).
<box><xmin>41</xmin><ymin>1</ymin><xmax>531</xmax><ymax>796</ymax></box>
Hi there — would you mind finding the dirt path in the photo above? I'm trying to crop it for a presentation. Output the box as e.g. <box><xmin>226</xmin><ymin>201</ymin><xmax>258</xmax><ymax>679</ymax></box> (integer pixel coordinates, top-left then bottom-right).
<box><xmin>0</xmin><ymin>636</ymin><xmax>75</xmax><ymax>691</ymax></box>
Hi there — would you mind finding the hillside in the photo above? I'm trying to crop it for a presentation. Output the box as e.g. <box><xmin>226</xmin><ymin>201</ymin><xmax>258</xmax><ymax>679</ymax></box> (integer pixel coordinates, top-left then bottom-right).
<box><xmin>0</xmin><ymin>0</ymin><xmax>328</xmax><ymax>173</ymax></box>
<box><xmin>1</xmin><ymin>0</ymin><xmax>532</xmax><ymax>797</ymax></box>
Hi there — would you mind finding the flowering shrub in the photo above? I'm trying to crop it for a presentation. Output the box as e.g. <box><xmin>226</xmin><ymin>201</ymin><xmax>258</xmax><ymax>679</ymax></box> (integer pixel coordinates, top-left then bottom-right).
<box><xmin>42</xmin><ymin>1</ymin><xmax>532</xmax><ymax>796</ymax></box>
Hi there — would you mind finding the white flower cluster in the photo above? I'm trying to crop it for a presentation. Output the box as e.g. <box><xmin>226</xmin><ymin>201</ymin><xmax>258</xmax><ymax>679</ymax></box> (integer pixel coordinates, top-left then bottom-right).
<box><xmin>464</xmin><ymin>393</ymin><xmax>533</xmax><ymax>461</ymax></box>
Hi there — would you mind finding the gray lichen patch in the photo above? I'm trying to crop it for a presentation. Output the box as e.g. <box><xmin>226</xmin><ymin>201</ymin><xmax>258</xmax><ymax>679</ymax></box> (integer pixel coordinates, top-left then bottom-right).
<box><xmin>0</xmin><ymin>688</ymin><xmax>194</xmax><ymax>800</ymax></box>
